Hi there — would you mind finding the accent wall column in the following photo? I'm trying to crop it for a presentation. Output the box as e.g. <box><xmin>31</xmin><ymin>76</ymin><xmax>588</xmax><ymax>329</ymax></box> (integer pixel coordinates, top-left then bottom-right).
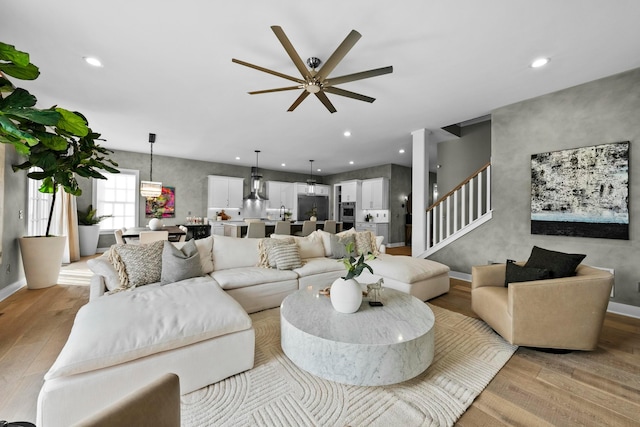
<box><xmin>411</xmin><ymin>129</ymin><xmax>432</xmax><ymax>257</ymax></box>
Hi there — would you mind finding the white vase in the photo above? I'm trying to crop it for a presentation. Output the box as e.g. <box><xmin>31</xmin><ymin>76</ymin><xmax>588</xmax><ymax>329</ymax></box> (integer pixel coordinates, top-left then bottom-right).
<box><xmin>78</xmin><ymin>224</ymin><xmax>101</xmax><ymax>256</ymax></box>
<box><xmin>330</xmin><ymin>277</ymin><xmax>363</xmax><ymax>313</ymax></box>
<box><xmin>19</xmin><ymin>236</ymin><xmax>66</xmax><ymax>289</ymax></box>
<box><xmin>149</xmin><ymin>218</ymin><xmax>163</xmax><ymax>230</ymax></box>
<box><xmin>310</xmin><ymin>216</ymin><xmax>317</xmax><ymax>221</ymax></box>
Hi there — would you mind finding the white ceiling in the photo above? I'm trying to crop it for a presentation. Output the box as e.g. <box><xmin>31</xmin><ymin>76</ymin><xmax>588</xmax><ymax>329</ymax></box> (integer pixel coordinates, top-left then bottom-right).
<box><xmin>3</xmin><ymin>0</ymin><xmax>640</xmax><ymax>175</ymax></box>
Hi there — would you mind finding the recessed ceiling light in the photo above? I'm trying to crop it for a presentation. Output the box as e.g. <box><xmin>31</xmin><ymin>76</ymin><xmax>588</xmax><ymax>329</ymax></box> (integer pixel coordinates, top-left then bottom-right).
<box><xmin>83</xmin><ymin>56</ymin><xmax>103</xmax><ymax>67</ymax></box>
<box><xmin>399</xmin><ymin>149</ymin><xmax>405</xmax><ymax>154</ymax></box>
<box><xmin>281</xmin><ymin>163</ymin><xmax>286</xmax><ymax>167</ymax></box>
<box><xmin>316</xmin><ymin>168</ymin><xmax>321</xmax><ymax>172</ymax></box>
<box><xmin>344</xmin><ymin>131</ymin><xmax>351</xmax><ymax>137</ymax></box>
<box><xmin>235</xmin><ymin>156</ymin><xmax>240</xmax><ymax>160</ymax></box>
<box><xmin>531</xmin><ymin>57</ymin><xmax>550</xmax><ymax>68</ymax></box>
<box><xmin>349</xmin><ymin>161</ymin><xmax>354</xmax><ymax>165</ymax></box>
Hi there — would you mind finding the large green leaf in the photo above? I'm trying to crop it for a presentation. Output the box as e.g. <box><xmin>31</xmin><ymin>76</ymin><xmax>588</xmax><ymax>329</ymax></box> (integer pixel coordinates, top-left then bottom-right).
<box><xmin>0</xmin><ymin>134</ymin><xmax>30</xmax><ymax>155</ymax></box>
<box><xmin>33</xmin><ymin>130</ymin><xmax>68</xmax><ymax>150</ymax></box>
<box><xmin>0</xmin><ymin>88</ymin><xmax>37</xmax><ymax>109</ymax></box>
<box><xmin>0</xmin><ymin>76</ymin><xmax>13</xmax><ymax>91</ymax></box>
<box><xmin>3</xmin><ymin>107</ymin><xmax>60</xmax><ymax>126</ymax></box>
<box><xmin>0</xmin><ymin>62</ymin><xmax>40</xmax><ymax>80</ymax></box>
<box><xmin>55</xmin><ymin>108</ymin><xmax>88</xmax><ymax>136</ymax></box>
<box><xmin>0</xmin><ymin>115</ymin><xmax>37</xmax><ymax>144</ymax></box>
<box><xmin>0</xmin><ymin>42</ymin><xmax>30</xmax><ymax>67</ymax></box>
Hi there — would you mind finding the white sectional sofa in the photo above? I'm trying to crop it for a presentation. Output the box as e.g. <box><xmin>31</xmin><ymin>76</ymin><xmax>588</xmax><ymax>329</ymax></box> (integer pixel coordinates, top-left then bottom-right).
<box><xmin>38</xmin><ymin>229</ymin><xmax>450</xmax><ymax>426</ymax></box>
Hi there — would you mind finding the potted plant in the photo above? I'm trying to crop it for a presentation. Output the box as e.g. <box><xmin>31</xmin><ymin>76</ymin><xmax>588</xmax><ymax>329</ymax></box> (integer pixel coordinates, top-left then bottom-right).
<box><xmin>306</xmin><ymin>206</ymin><xmax>318</xmax><ymax>221</ymax></box>
<box><xmin>1</xmin><ymin>41</ymin><xmax>119</xmax><ymax>288</ymax></box>
<box><xmin>331</xmin><ymin>242</ymin><xmax>375</xmax><ymax>313</ymax></box>
<box><xmin>77</xmin><ymin>205</ymin><xmax>111</xmax><ymax>256</ymax></box>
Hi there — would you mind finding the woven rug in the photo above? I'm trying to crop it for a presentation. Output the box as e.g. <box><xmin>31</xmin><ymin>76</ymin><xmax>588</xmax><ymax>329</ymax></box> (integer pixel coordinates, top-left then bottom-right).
<box><xmin>181</xmin><ymin>304</ymin><xmax>517</xmax><ymax>427</ymax></box>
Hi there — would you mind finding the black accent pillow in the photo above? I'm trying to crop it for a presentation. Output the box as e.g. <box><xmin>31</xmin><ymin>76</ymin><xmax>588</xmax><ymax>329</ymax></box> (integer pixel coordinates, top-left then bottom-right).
<box><xmin>524</xmin><ymin>246</ymin><xmax>586</xmax><ymax>279</ymax></box>
<box><xmin>504</xmin><ymin>259</ymin><xmax>550</xmax><ymax>287</ymax></box>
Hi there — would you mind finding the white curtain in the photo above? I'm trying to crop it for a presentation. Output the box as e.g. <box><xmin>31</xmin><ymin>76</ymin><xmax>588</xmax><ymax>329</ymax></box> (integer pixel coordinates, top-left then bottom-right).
<box><xmin>53</xmin><ymin>188</ymin><xmax>80</xmax><ymax>264</ymax></box>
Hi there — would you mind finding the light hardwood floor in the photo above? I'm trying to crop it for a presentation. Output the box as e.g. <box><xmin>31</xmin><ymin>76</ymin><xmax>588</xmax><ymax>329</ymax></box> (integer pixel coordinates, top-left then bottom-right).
<box><xmin>1</xmin><ymin>249</ymin><xmax>639</xmax><ymax>425</ymax></box>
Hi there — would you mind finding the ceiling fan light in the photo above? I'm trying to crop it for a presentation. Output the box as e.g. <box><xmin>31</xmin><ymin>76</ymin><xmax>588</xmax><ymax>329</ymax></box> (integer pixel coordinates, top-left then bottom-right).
<box><xmin>305</xmin><ymin>83</ymin><xmax>321</xmax><ymax>94</ymax></box>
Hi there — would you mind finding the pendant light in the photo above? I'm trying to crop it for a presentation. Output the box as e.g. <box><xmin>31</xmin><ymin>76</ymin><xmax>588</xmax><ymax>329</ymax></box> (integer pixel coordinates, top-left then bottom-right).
<box><xmin>306</xmin><ymin>160</ymin><xmax>316</xmax><ymax>195</ymax></box>
<box><xmin>140</xmin><ymin>133</ymin><xmax>162</xmax><ymax>198</ymax></box>
<box><xmin>246</xmin><ymin>150</ymin><xmax>266</xmax><ymax>200</ymax></box>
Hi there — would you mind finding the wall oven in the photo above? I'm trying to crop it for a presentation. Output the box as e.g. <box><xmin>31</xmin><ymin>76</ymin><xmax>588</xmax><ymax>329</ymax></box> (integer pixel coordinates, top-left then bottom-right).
<box><xmin>340</xmin><ymin>202</ymin><xmax>355</xmax><ymax>229</ymax></box>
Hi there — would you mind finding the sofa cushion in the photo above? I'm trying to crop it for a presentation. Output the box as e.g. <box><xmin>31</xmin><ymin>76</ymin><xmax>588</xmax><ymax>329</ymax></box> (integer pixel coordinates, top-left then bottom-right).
<box><xmin>524</xmin><ymin>246</ymin><xmax>586</xmax><ymax>278</ymax></box>
<box><xmin>110</xmin><ymin>241</ymin><xmax>164</xmax><ymax>289</ymax></box>
<box><xmin>338</xmin><ymin>228</ymin><xmax>380</xmax><ymax>256</ymax></box>
<box><xmin>504</xmin><ymin>259</ymin><xmax>550</xmax><ymax>287</ymax></box>
<box><xmin>271</xmin><ymin>231</ymin><xmax>325</xmax><ymax>259</ymax></box>
<box><xmin>368</xmin><ymin>254</ymin><xmax>450</xmax><ymax>283</ymax></box>
<box><xmin>173</xmin><ymin>236</ymin><xmax>214</xmax><ymax>274</ymax></box>
<box><xmin>161</xmin><ymin>240</ymin><xmax>203</xmax><ymax>284</ymax></box>
<box><xmin>270</xmin><ymin>242</ymin><xmax>303</xmax><ymax>270</ymax></box>
<box><xmin>316</xmin><ymin>229</ymin><xmax>333</xmax><ymax>257</ymax></box>
<box><xmin>45</xmin><ymin>276</ymin><xmax>250</xmax><ymax>380</ymax></box>
<box><xmin>293</xmin><ymin>257</ymin><xmax>346</xmax><ymax>277</ymax></box>
<box><xmin>329</xmin><ymin>233</ymin><xmax>355</xmax><ymax>259</ymax></box>
<box><xmin>258</xmin><ymin>237</ymin><xmax>295</xmax><ymax>268</ymax></box>
<box><xmin>210</xmin><ymin>266</ymin><xmax>298</xmax><ymax>290</ymax></box>
<box><xmin>87</xmin><ymin>253</ymin><xmax>120</xmax><ymax>291</ymax></box>
<box><xmin>212</xmin><ymin>235</ymin><xmax>260</xmax><ymax>270</ymax></box>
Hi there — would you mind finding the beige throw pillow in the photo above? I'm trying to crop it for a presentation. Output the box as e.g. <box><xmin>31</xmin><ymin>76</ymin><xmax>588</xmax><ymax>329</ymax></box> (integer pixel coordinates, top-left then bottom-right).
<box><xmin>269</xmin><ymin>242</ymin><xmax>302</xmax><ymax>270</ymax></box>
<box><xmin>258</xmin><ymin>237</ymin><xmax>294</xmax><ymax>268</ymax></box>
<box><xmin>109</xmin><ymin>240</ymin><xmax>164</xmax><ymax>291</ymax></box>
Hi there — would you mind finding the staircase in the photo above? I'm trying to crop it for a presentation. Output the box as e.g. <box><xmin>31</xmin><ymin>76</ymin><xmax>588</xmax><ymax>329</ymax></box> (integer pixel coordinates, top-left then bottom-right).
<box><xmin>423</xmin><ymin>162</ymin><xmax>493</xmax><ymax>257</ymax></box>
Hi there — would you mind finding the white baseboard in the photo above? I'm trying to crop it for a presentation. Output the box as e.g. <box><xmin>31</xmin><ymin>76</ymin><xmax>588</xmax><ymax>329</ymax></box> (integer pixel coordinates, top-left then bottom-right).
<box><xmin>449</xmin><ymin>270</ymin><xmax>640</xmax><ymax>319</ymax></box>
<box><xmin>385</xmin><ymin>242</ymin><xmax>406</xmax><ymax>248</ymax></box>
<box><xmin>0</xmin><ymin>278</ymin><xmax>26</xmax><ymax>303</ymax></box>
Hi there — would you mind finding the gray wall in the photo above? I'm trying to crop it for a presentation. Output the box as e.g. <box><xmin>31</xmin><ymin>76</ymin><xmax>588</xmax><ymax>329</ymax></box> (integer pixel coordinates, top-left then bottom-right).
<box><xmin>429</xmin><ymin>67</ymin><xmax>640</xmax><ymax>307</ymax></box>
<box><xmin>437</xmin><ymin>120</ymin><xmax>492</xmax><ymax>195</ymax></box>
<box><xmin>0</xmin><ymin>146</ymin><xmax>27</xmax><ymax>292</ymax></box>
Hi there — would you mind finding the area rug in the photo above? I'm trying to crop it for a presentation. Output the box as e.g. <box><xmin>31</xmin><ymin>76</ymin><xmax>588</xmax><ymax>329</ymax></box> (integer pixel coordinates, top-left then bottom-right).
<box><xmin>181</xmin><ymin>304</ymin><xmax>517</xmax><ymax>427</ymax></box>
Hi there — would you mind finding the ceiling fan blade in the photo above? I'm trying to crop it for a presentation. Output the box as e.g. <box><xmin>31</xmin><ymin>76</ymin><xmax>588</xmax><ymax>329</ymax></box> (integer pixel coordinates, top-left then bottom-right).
<box><xmin>232</xmin><ymin>58</ymin><xmax>304</xmax><ymax>84</ymax></box>
<box><xmin>314</xmin><ymin>91</ymin><xmax>337</xmax><ymax>113</ymax></box>
<box><xmin>326</xmin><ymin>66</ymin><xmax>393</xmax><ymax>86</ymax></box>
<box><xmin>315</xmin><ymin>30</ymin><xmax>362</xmax><ymax>82</ymax></box>
<box><xmin>271</xmin><ymin>26</ymin><xmax>311</xmax><ymax>79</ymax></box>
<box><xmin>248</xmin><ymin>85</ymin><xmax>302</xmax><ymax>95</ymax></box>
<box><xmin>288</xmin><ymin>91</ymin><xmax>310</xmax><ymax>112</ymax></box>
<box><xmin>324</xmin><ymin>87</ymin><xmax>375</xmax><ymax>103</ymax></box>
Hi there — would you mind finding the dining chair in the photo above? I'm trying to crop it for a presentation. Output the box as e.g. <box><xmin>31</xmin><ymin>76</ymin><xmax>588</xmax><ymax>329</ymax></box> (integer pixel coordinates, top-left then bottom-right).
<box><xmin>245</xmin><ymin>221</ymin><xmax>266</xmax><ymax>238</ymax></box>
<box><xmin>296</xmin><ymin>220</ymin><xmax>316</xmax><ymax>237</ymax></box>
<box><xmin>178</xmin><ymin>225</ymin><xmax>188</xmax><ymax>242</ymax></box>
<box><xmin>323</xmin><ymin>220</ymin><xmax>337</xmax><ymax>234</ymax></box>
<box><xmin>139</xmin><ymin>230</ymin><xmax>169</xmax><ymax>244</ymax></box>
<box><xmin>274</xmin><ymin>221</ymin><xmax>291</xmax><ymax>235</ymax></box>
<box><xmin>114</xmin><ymin>229</ymin><xmax>125</xmax><ymax>245</ymax></box>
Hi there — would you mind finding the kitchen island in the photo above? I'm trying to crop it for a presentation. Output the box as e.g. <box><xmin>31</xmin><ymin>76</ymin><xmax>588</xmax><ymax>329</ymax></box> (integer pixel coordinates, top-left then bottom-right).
<box><xmin>221</xmin><ymin>220</ymin><xmax>342</xmax><ymax>237</ymax></box>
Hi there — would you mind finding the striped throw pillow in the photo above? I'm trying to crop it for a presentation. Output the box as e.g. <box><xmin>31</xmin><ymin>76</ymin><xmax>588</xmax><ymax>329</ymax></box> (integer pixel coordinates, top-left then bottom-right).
<box><xmin>270</xmin><ymin>242</ymin><xmax>302</xmax><ymax>270</ymax></box>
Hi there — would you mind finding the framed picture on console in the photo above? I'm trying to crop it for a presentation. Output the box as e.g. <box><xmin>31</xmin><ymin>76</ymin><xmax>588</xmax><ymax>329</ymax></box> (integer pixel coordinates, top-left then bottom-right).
<box><xmin>531</xmin><ymin>141</ymin><xmax>629</xmax><ymax>240</ymax></box>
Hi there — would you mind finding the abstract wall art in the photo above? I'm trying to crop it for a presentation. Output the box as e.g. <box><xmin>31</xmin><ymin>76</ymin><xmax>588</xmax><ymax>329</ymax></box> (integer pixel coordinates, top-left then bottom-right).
<box><xmin>531</xmin><ymin>141</ymin><xmax>629</xmax><ymax>240</ymax></box>
<box><xmin>145</xmin><ymin>186</ymin><xmax>176</xmax><ymax>218</ymax></box>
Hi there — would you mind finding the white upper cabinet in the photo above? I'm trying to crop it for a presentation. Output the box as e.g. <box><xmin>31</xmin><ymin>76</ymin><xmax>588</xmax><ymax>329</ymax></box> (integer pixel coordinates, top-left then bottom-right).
<box><xmin>341</xmin><ymin>180</ymin><xmax>360</xmax><ymax>203</ymax></box>
<box><xmin>208</xmin><ymin>175</ymin><xmax>244</xmax><ymax>209</ymax></box>
<box><xmin>361</xmin><ymin>178</ymin><xmax>389</xmax><ymax>209</ymax></box>
<box><xmin>267</xmin><ymin>181</ymin><xmax>294</xmax><ymax>208</ymax></box>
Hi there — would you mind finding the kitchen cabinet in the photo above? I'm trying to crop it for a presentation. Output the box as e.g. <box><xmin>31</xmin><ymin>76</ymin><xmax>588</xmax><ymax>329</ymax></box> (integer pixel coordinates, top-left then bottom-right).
<box><xmin>267</xmin><ymin>181</ymin><xmax>294</xmax><ymax>209</ymax></box>
<box><xmin>208</xmin><ymin>175</ymin><xmax>244</xmax><ymax>209</ymax></box>
<box><xmin>361</xmin><ymin>178</ymin><xmax>388</xmax><ymax>209</ymax></box>
<box><xmin>316</xmin><ymin>184</ymin><xmax>330</xmax><ymax>196</ymax></box>
<box><xmin>341</xmin><ymin>180</ymin><xmax>360</xmax><ymax>203</ymax></box>
<box><xmin>356</xmin><ymin>222</ymin><xmax>390</xmax><ymax>246</ymax></box>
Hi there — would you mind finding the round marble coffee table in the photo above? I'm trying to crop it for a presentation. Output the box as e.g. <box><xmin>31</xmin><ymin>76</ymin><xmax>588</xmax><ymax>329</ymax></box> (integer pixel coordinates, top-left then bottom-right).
<box><xmin>280</xmin><ymin>285</ymin><xmax>435</xmax><ymax>386</ymax></box>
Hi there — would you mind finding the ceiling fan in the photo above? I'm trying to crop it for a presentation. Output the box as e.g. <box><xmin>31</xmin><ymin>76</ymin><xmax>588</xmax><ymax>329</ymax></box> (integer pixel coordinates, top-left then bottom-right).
<box><xmin>232</xmin><ymin>26</ymin><xmax>393</xmax><ymax>113</ymax></box>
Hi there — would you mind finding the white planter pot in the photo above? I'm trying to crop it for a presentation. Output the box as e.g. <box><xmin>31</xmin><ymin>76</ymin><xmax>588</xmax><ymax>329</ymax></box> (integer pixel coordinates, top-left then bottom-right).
<box><xmin>149</xmin><ymin>218</ymin><xmax>164</xmax><ymax>230</ymax></box>
<box><xmin>78</xmin><ymin>224</ymin><xmax>101</xmax><ymax>256</ymax></box>
<box><xmin>19</xmin><ymin>236</ymin><xmax>66</xmax><ymax>289</ymax></box>
<box><xmin>330</xmin><ymin>277</ymin><xmax>363</xmax><ymax>313</ymax></box>
<box><xmin>310</xmin><ymin>216</ymin><xmax>317</xmax><ymax>222</ymax></box>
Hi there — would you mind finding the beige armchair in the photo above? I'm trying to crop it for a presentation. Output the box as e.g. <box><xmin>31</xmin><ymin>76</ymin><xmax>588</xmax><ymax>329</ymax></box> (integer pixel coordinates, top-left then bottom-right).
<box><xmin>471</xmin><ymin>263</ymin><xmax>613</xmax><ymax>351</ymax></box>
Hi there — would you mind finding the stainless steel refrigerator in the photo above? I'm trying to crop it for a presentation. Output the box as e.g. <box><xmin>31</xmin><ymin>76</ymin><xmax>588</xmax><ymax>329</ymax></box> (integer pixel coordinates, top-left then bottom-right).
<box><xmin>297</xmin><ymin>195</ymin><xmax>329</xmax><ymax>221</ymax></box>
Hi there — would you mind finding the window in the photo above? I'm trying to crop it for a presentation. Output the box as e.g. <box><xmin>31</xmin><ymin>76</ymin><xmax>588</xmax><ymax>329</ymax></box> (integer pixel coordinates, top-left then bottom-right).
<box><xmin>27</xmin><ymin>169</ymin><xmax>52</xmax><ymax>236</ymax></box>
<box><xmin>94</xmin><ymin>169</ymin><xmax>139</xmax><ymax>231</ymax></box>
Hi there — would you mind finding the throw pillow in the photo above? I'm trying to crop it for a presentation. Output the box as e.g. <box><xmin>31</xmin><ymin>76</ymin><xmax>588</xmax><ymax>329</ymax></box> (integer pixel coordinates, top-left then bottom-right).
<box><xmin>111</xmin><ymin>240</ymin><xmax>164</xmax><ymax>289</ymax></box>
<box><xmin>354</xmin><ymin>231</ymin><xmax>375</xmax><ymax>256</ymax></box>
<box><xmin>258</xmin><ymin>237</ymin><xmax>294</xmax><ymax>268</ymax></box>
<box><xmin>171</xmin><ymin>236</ymin><xmax>214</xmax><ymax>274</ymax></box>
<box><xmin>524</xmin><ymin>246</ymin><xmax>586</xmax><ymax>278</ymax></box>
<box><xmin>269</xmin><ymin>242</ymin><xmax>302</xmax><ymax>270</ymax></box>
<box><xmin>161</xmin><ymin>240</ymin><xmax>203</xmax><ymax>284</ymax></box>
<box><xmin>504</xmin><ymin>259</ymin><xmax>551</xmax><ymax>287</ymax></box>
<box><xmin>329</xmin><ymin>234</ymin><xmax>355</xmax><ymax>259</ymax></box>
